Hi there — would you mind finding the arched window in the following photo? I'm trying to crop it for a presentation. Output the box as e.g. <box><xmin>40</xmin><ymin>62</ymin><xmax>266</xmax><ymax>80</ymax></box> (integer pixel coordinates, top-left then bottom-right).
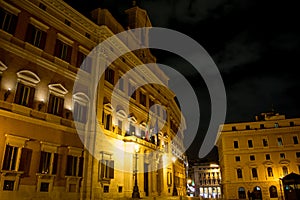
<box><xmin>252</xmin><ymin>168</ymin><xmax>258</xmax><ymax>178</ymax></box>
<box><xmin>267</xmin><ymin>167</ymin><xmax>273</xmax><ymax>177</ymax></box>
<box><xmin>269</xmin><ymin>186</ymin><xmax>278</xmax><ymax>198</ymax></box>
<box><xmin>237</xmin><ymin>168</ymin><xmax>243</xmax><ymax>178</ymax></box>
<box><xmin>282</xmin><ymin>166</ymin><xmax>288</xmax><ymax>176</ymax></box>
<box><xmin>238</xmin><ymin>187</ymin><xmax>246</xmax><ymax>199</ymax></box>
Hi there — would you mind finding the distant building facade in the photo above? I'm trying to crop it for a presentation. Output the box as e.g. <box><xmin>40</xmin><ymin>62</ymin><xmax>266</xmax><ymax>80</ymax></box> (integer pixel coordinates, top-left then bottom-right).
<box><xmin>0</xmin><ymin>0</ymin><xmax>187</xmax><ymax>199</ymax></box>
<box><xmin>188</xmin><ymin>162</ymin><xmax>221</xmax><ymax>198</ymax></box>
<box><xmin>216</xmin><ymin>112</ymin><xmax>300</xmax><ymax>200</ymax></box>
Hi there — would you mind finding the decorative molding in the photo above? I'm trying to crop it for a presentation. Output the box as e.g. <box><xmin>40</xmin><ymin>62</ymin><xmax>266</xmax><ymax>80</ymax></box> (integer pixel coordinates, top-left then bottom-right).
<box><xmin>5</xmin><ymin>134</ymin><xmax>29</xmax><ymax>147</ymax></box>
<box><xmin>57</xmin><ymin>33</ymin><xmax>74</xmax><ymax>45</ymax></box>
<box><xmin>29</xmin><ymin>17</ymin><xmax>50</xmax><ymax>31</ymax></box>
<box><xmin>16</xmin><ymin>70</ymin><xmax>41</xmax><ymax>85</ymax></box>
<box><xmin>0</xmin><ymin>1</ymin><xmax>21</xmax><ymax>15</ymax></box>
<box><xmin>40</xmin><ymin>142</ymin><xmax>60</xmax><ymax>153</ymax></box>
<box><xmin>0</xmin><ymin>61</ymin><xmax>8</xmax><ymax>73</ymax></box>
<box><xmin>48</xmin><ymin>83</ymin><xmax>68</xmax><ymax>95</ymax></box>
<box><xmin>73</xmin><ymin>92</ymin><xmax>89</xmax><ymax>104</ymax></box>
<box><xmin>68</xmin><ymin>146</ymin><xmax>83</xmax><ymax>157</ymax></box>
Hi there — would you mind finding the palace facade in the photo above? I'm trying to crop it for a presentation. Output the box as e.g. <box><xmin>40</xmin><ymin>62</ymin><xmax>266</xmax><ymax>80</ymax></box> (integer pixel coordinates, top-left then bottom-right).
<box><xmin>216</xmin><ymin>112</ymin><xmax>300</xmax><ymax>200</ymax></box>
<box><xmin>0</xmin><ymin>0</ymin><xmax>187</xmax><ymax>199</ymax></box>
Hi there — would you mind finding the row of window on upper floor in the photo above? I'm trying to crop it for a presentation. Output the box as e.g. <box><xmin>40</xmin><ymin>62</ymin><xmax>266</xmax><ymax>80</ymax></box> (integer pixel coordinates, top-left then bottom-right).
<box><xmin>235</xmin><ymin>166</ymin><xmax>291</xmax><ymax>180</ymax></box>
<box><xmin>0</xmin><ymin>69</ymin><xmax>88</xmax><ymax>123</ymax></box>
<box><xmin>230</xmin><ymin>121</ymin><xmax>296</xmax><ymax>131</ymax></box>
<box><xmin>235</xmin><ymin>151</ymin><xmax>300</xmax><ymax>162</ymax></box>
<box><xmin>238</xmin><ymin>186</ymin><xmax>278</xmax><ymax>199</ymax></box>
<box><xmin>0</xmin><ymin>7</ymin><xmax>92</xmax><ymax>72</ymax></box>
<box><xmin>233</xmin><ymin>135</ymin><xmax>299</xmax><ymax>149</ymax></box>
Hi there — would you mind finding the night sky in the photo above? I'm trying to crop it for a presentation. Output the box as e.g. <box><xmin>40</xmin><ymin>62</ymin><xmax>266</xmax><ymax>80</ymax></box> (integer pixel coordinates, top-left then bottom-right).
<box><xmin>64</xmin><ymin>0</ymin><xmax>300</xmax><ymax>159</ymax></box>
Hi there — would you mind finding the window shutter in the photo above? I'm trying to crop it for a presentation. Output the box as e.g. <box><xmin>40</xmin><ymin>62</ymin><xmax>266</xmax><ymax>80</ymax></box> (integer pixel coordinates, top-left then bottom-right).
<box><xmin>39</xmin><ymin>151</ymin><xmax>45</xmax><ymax>173</ymax></box>
<box><xmin>2</xmin><ymin>145</ymin><xmax>12</xmax><ymax>170</ymax></box>
<box><xmin>40</xmin><ymin>31</ymin><xmax>47</xmax><ymax>49</ymax></box>
<box><xmin>9</xmin><ymin>15</ymin><xmax>17</xmax><ymax>35</ymax></box>
<box><xmin>28</xmin><ymin>87</ymin><xmax>35</xmax><ymax>108</ymax></box>
<box><xmin>19</xmin><ymin>148</ymin><xmax>32</xmax><ymax>176</ymax></box>
<box><xmin>66</xmin><ymin>155</ymin><xmax>73</xmax><ymax>176</ymax></box>
<box><xmin>78</xmin><ymin>157</ymin><xmax>84</xmax><ymax>177</ymax></box>
<box><xmin>108</xmin><ymin>160</ymin><xmax>114</xmax><ymax>179</ymax></box>
<box><xmin>99</xmin><ymin>161</ymin><xmax>105</xmax><ymax>179</ymax></box>
<box><xmin>25</xmin><ymin>24</ymin><xmax>34</xmax><ymax>44</ymax></box>
<box><xmin>58</xmin><ymin>97</ymin><xmax>64</xmax><ymax>116</ymax></box>
<box><xmin>14</xmin><ymin>83</ymin><xmax>23</xmax><ymax>104</ymax></box>
<box><xmin>47</xmin><ymin>94</ymin><xmax>54</xmax><ymax>114</ymax></box>
<box><xmin>54</xmin><ymin>39</ymin><xmax>62</xmax><ymax>58</ymax></box>
<box><xmin>66</xmin><ymin>45</ymin><xmax>72</xmax><ymax>62</ymax></box>
<box><xmin>52</xmin><ymin>153</ymin><xmax>58</xmax><ymax>174</ymax></box>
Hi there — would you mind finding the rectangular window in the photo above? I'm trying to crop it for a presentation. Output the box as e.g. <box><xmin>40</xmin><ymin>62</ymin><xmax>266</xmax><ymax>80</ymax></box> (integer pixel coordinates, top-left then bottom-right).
<box><xmin>263</xmin><ymin>138</ymin><xmax>268</xmax><ymax>147</ymax></box>
<box><xmin>128</xmin><ymin>82</ymin><xmax>136</xmax><ymax>100</ymax></box>
<box><xmin>0</xmin><ymin>8</ymin><xmax>17</xmax><ymax>34</ymax></box>
<box><xmin>252</xmin><ymin>168</ymin><xmax>258</xmax><ymax>178</ymax></box>
<box><xmin>260</xmin><ymin>124</ymin><xmax>265</xmax><ymax>129</ymax></box>
<box><xmin>77</xmin><ymin>52</ymin><xmax>92</xmax><ymax>73</ymax></box>
<box><xmin>99</xmin><ymin>160</ymin><xmax>114</xmax><ymax>180</ymax></box>
<box><xmin>140</xmin><ymin>92</ymin><xmax>146</xmax><ymax>107</ymax></box>
<box><xmin>25</xmin><ymin>24</ymin><xmax>47</xmax><ymax>49</ymax></box>
<box><xmin>246</xmin><ymin>125</ymin><xmax>250</xmax><ymax>130</ymax></box>
<box><xmin>38</xmin><ymin>151</ymin><xmax>58</xmax><ymax>175</ymax></box>
<box><xmin>250</xmin><ymin>155</ymin><xmax>255</xmax><ymax>161</ymax></box>
<box><xmin>54</xmin><ymin>39</ymin><xmax>72</xmax><ymax>62</ymax></box>
<box><xmin>64</xmin><ymin>19</ymin><xmax>71</xmax><ymax>26</ymax></box>
<box><xmin>232</xmin><ymin>126</ymin><xmax>237</xmax><ymax>131</ymax></box>
<box><xmin>2</xmin><ymin>145</ymin><xmax>18</xmax><ymax>170</ymax></box>
<box><xmin>39</xmin><ymin>3</ymin><xmax>47</xmax><ymax>10</ymax></box>
<box><xmin>19</xmin><ymin>148</ymin><xmax>33</xmax><ymax>176</ymax></box>
<box><xmin>235</xmin><ymin>156</ymin><xmax>240</xmax><ymax>162</ymax></box>
<box><xmin>14</xmin><ymin>83</ymin><xmax>35</xmax><ymax>108</ymax></box>
<box><xmin>296</xmin><ymin>152</ymin><xmax>300</xmax><ymax>158</ymax></box>
<box><xmin>118</xmin><ymin>77</ymin><xmax>124</xmax><ymax>91</ymax></box>
<box><xmin>278</xmin><ymin>137</ymin><xmax>283</xmax><ymax>146</ymax></box>
<box><xmin>293</xmin><ymin>136</ymin><xmax>299</xmax><ymax>144</ymax></box>
<box><xmin>47</xmin><ymin>94</ymin><xmax>64</xmax><ymax>116</ymax></box>
<box><xmin>40</xmin><ymin>182</ymin><xmax>49</xmax><ymax>192</ymax></box>
<box><xmin>266</xmin><ymin>154</ymin><xmax>271</xmax><ymax>160</ymax></box>
<box><xmin>129</xmin><ymin>124</ymin><xmax>136</xmax><ymax>135</ymax></box>
<box><xmin>248</xmin><ymin>140</ymin><xmax>253</xmax><ymax>148</ymax></box>
<box><xmin>66</xmin><ymin>155</ymin><xmax>78</xmax><ymax>176</ymax></box>
<box><xmin>280</xmin><ymin>153</ymin><xmax>285</xmax><ymax>159</ymax></box>
<box><xmin>118</xmin><ymin>186</ymin><xmax>122</xmax><ymax>193</ymax></box>
<box><xmin>117</xmin><ymin>120</ymin><xmax>122</xmax><ymax>135</ymax></box>
<box><xmin>237</xmin><ymin>169</ymin><xmax>242</xmax><ymax>178</ymax></box>
<box><xmin>103</xmin><ymin>185</ymin><xmax>109</xmax><ymax>193</ymax></box>
<box><xmin>104</xmin><ymin>68</ymin><xmax>115</xmax><ymax>84</ymax></box>
<box><xmin>234</xmin><ymin>141</ymin><xmax>239</xmax><ymax>149</ymax></box>
<box><xmin>73</xmin><ymin>102</ymin><xmax>87</xmax><ymax>123</ymax></box>
<box><xmin>3</xmin><ymin>180</ymin><xmax>14</xmax><ymax>191</ymax></box>
<box><xmin>102</xmin><ymin>112</ymin><xmax>112</xmax><ymax>130</ymax></box>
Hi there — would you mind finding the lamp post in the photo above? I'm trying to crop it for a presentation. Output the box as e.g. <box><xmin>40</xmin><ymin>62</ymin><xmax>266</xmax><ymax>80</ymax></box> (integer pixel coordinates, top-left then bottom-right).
<box><xmin>132</xmin><ymin>144</ymin><xmax>140</xmax><ymax>199</ymax></box>
<box><xmin>172</xmin><ymin>156</ymin><xmax>178</xmax><ymax>196</ymax></box>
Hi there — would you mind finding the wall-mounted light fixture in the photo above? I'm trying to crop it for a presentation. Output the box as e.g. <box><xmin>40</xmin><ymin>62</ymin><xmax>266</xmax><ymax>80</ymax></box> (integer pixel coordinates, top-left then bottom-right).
<box><xmin>4</xmin><ymin>88</ymin><xmax>11</xmax><ymax>101</ymax></box>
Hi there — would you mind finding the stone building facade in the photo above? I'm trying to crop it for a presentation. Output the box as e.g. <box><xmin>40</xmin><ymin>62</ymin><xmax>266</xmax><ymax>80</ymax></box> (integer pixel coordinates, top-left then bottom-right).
<box><xmin>0</xmin><ymin>0</ymin><xmax>187</xmax><ymax>199</ymax></box>
<box><xmin>216</xmin><ymin>112</ymin><xmax>300</xmax><ymax>200</ymax></box>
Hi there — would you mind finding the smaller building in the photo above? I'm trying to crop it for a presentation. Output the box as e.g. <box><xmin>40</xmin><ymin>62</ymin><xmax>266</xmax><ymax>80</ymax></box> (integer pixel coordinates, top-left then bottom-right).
<box><xmin>188</xmin><ymin>160</ymin><xmax>222</xmax><ymax>198</ymax></box>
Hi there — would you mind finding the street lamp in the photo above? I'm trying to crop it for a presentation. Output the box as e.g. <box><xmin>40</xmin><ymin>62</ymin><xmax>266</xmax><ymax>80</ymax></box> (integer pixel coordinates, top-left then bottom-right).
<box><xmin>172</xmin><ymin>156</ymin><xmax>178</xmax><ymax>196</ymax></box>
<box><xmin>132</xmin><ymin>144</ymin><xmax>140</xmax><ymax>199</ymax></box>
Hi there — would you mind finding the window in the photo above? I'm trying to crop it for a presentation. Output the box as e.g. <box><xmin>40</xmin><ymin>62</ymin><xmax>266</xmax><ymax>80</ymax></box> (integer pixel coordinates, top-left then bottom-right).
<box><xmin>0</xmin><ymin>8</ymin><xmax>18</xmax><ymax>34</ymax></box>
<box><xmin>117</xmin><ymin>120</ymin><xmax>123</xmax><ymax>135</ymax></box>
<box><xmin>277</xmin><ymin>137</ymin><xmax>283</xmax><ymax>146</ymax></box>
<box><xmin>263</xmin><ymin>138</ymin><xmax>268</xmax><ymax>147</ymax></box>
<box><xmin>236</xmin><ymin>169</ymin><xmax>242</xmax><ymax>178</ymax></box>
<box><xmin>102</xmin><ymin>112</ymin><xmax>112</xmax><ymax>130</ymax></box>
<box><xmin>265</xmin><ymin>154</ymin><xmax>271</xmax><ymax>160</ymax></box>
<box><xmin>252</xmin><ymin>168</ymin><xmax>258</xmax><ymax>178</ymax></box>
<box><xmin>246</xmin><ymin>125</ymin><xmax>250</xmax><ymax>130</ymax></box>
<box><xmin>104</xmin><ymin>68</ymin><xmax>115</xmax><ymax>84</ymax></box>
<box><xmin>2</xmin><ymin>145</ymin><xmax>18</xmax><ymax>171</ymax></box>
<box><xmin>282</xmin><ymin>166</ymin><xmax>288</xmax><ymax>176</ymax></box>
<box><xmin>290</xmin><ymin>121</ymin><xmax>294</xmax><ymax>127</ymax></box>
<box><xmin>118</xmin><ymin>77</ymin><xmax>124</xmax><ymax>91</ymax></box>
<box><xmin>274</xmin><ymin>122</ymin><xmax>279</xmax><ymax>128</ymax></box>
<box><xmin>238</xmin><ymin>187</ymin><xmax>246</xmax><ymax>199</ymax></box>
<box><xmin>269</xmin><ymin>186</ymin><xmax>278</xmax><ymax>198</ymax></box>
<box><xmin>103</xmin><ymin>185</ymin><xmax>109</xmax><ymax>193</ymax></box>
<box><xmin>140</xmin><ymin>91</ymin><xmax>147</xmax><ymax>107</ymax></box>
<box><xmin>85</xmin><ymin>32</ymin><xmax>90</xmax><ymax>39</ymax></box>
<box><xmin>234</xmin><ymin>141</ymin><xmax>239</xmax><ymax>149</ymax></box>
<box><xmin>296</xmin><ymin>152</ymin><xmax>300</xmax><ymax>158</ymax></box>
<box><xmin>250</xmin><ymin>155</ymin><xmax>255</xmax><ymax>161</ymax></box>
<box><xmin>293</xmin><ymin>136</ymin><xmax>299</xmax><ymax>144</ymax></box>
<box><xmin>14</xmin><ymin>83</ymin><xmax>35</xmax><ymax>108</ymax></box>
<box><xmin>129</xmin><ymin>123</ymin><xmax>136</xmax><ymax>135</ymax></box>
<box><xmin>248</xmin><ymin>140</ymin><xmax>253</xmax><ymax>148</ymax></box>
<box><xmin>39</xmin><ymin>3</ymin><xmax>47</xmax><ymax>10</ymax></box>
<box><xmin>19</xmin><ymin>148</ymin><xmax>33</xmax><ymax>176</ymax></box>
<box><xmin>25</xmin><ymin>24</ymin><xmax>46</xmax><ymax>49</ymax></box>
<box><xmin>38</xmin><ymin>151</ymin><xmax>58</xmax><ymax>175</ymax></box>
<box><xmin>73</xmin><ymin>101</ymin><xmax>87</xmax><ymax>123</ymax></box>
<box><xmin>66</xmin><ymin>155</ymin><xmax>84</xmax><ymax>177</ymax></box>
<box><xmin>128</xmin><ymin>82</ymin><xmax>136</xmax><ymax>100</ymax></box>
<box><xmin>235</xmin><ymin>156</ymin><xmax>240</xmax><ymax>162</ymax></box>
<box><xmin>3</xmin><ymin>180</ymin><xmax>15</xmax><ymax>191</ymax></box>
<box><xmin>232</xmin><ymin>126</ymin><xmax>237</xmax><ymax>131</ymax></box>
<box><xmin>280</xmin><ymin>153</ymin><xmax>285</xmax><ymax>159</ymax></box>
<box><xmin>260</xmin><ymin>124</ymin><xmax>265</xmax><ymax>129</ymax></box>
<box><xmin>54</xmin><ymin>39</ymin><xmax>72</xmax><ymax>62</ymax></box>
<box><xmin>64</xmin><ymin>19</ymin><xmax>71</xmax><ymax>26</ymax></box>
<box><xmin>118</xmin><ymin>186</ymin><xmax>122</xmax><ymax>193</ymax></box>
<box><xmin>40</xmin><ymin>182</ymin><xmax>49</xmax><ymax>192</ymax></box>
<box><xmin>298</xmin><ymin>165</ymin><xmax>300</xmax><ymax>173</ymax></box>
<box><xmin>267</xmin><ymin>167</ymin><xmax>273</xmax><ymax>177</ymax></box>
<box><xmin>77</xmin><ymin>51</ymin><xmax>92</xmax><ymax>73</ymax></box>
<box><xmin>98</xmin><ymin>160</ymin><xmax>114</xmax><ymax>180</ymax></box>
<box><xmin>47</xmin><ymin>94</ymin><xmax>64</xmax><ymax>116</ymax></box>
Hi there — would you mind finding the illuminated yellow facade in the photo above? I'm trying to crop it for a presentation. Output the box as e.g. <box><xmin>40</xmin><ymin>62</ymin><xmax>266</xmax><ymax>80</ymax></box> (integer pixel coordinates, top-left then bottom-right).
<box><xmin>216</xmin><ymin>112</ymin><xmax>300</xmax><ymax>200</ymax></box>
<box><xmin>0</xmin><ymin>0</ymin><xmax>187</xmax><ymax>199</ymax></box>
